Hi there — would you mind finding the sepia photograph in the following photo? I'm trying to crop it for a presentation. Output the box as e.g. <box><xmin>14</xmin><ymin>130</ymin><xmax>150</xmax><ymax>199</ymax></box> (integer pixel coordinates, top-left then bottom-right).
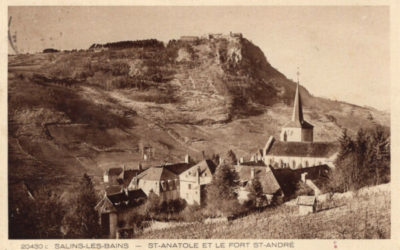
<box><xmin>7</xmin><ymin>5</ymin><xmax>392</xmax><ymax>242</ymax></box>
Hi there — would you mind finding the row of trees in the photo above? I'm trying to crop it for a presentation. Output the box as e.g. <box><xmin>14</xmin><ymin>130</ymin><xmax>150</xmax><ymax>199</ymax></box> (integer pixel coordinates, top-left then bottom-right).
<box><xmin>328</xmin><ymin>126</ymin><xmax>390</xmax><ymax>192</ymax></box>
<box><xmin>89</xmin><ymin>39</ymin><xmax>164</xmax><ymax>50</ymax></box>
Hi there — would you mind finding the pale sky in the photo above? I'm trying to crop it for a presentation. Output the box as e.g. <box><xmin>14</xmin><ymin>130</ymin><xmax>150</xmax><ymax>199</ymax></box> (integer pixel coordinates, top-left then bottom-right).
<box><xmin>8</xmin><ymin>6</ymin><xmax>390</xmax><ymax>111</ymax></box>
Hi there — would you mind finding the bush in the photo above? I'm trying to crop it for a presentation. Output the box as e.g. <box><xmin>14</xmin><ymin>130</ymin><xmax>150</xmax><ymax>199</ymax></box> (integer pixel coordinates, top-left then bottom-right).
<box><xmin>179</xmin><ymin>204</ymin><xmax>204</xmax><ymax>222</ymax></box>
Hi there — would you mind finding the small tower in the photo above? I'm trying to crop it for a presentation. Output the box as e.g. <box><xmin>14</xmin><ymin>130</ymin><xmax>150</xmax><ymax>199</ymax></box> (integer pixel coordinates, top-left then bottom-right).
<box><xmin>280</xmin><ymin>68</ymin><xmax>314</xmax><ymax>142</ymax></box>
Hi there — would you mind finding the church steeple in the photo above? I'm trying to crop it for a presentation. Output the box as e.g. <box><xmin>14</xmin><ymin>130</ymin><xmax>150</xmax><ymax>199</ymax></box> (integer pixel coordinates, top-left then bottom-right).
<box><xmin>280</xmin><ymin>67</ymin><xmax>314</xmax><ymax>142</ymax></box>
<box><xmin>292</xmin><ymin>69</ymin><xmax>304</xmax><ymax>123</ymax></box>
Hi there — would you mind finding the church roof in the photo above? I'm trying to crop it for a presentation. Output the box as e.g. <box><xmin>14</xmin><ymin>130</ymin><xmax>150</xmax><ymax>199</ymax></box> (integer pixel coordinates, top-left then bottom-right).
<box><xmin>284</xmin><ymin>81</ymin><xmax>313</xmax><ymax>129</ymax></box>
<box><xmin>266</xmin><ymin>140</ymin><xmax>339</xmax><ymax>158</ymax></box>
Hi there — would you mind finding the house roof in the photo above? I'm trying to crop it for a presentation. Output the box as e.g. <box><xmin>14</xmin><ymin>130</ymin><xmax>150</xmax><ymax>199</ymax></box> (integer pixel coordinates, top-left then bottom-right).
<box><xmin>235</xmin><ymin>166</ymin><xmax>281</xmax><ymax>195</ymax></box>
<box><xmin>99</xmin><ymin>189</ymin><xmax>147</xmax><ymax>211</ymax></box>
<box><xmin>189</xmin><ymin>159</ymin><xmax>217</xmax><ymax>175</ymax></box>
<box><xmin>266</xmin><ymin>140</ymin><xmax>339</xmax><ymax>158</ymax></box>
<box><xmin>95</xmin><ymin>196</ymin><xmax>117</xmax><ymax>213</ymax></box>
<box><xmin>134</xmin><ymin>166</ymin><xmax>178</xmax><ymax>181</ymax></box>
<box><xmin>163</xmin><ymin>162</ymin><xmax>194</xmax><ymax>175</ymax></box>
<box><xmin>121</xmin><ymin>169</ymin><xmax>142</xmax><ymax>187</ymax></box>
<box><xmin>297</xmin><ymin>196</ymin><xmax>316</xmax><ymax>206</ymax></box>
<box><xmin>106</xmin><ymin>167</ymin><xmax>123</xmax><ymax>176</ymax></box>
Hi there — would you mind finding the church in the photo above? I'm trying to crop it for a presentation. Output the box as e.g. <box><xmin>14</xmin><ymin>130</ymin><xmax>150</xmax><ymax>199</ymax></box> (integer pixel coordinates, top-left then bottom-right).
<box><xmin>261</xmin><ymin>73</ymin><xmax>339</xmax><ymax>169</ymax></box>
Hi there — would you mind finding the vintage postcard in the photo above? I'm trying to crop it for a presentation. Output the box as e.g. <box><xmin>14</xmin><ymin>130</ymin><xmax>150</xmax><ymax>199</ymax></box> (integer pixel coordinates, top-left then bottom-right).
<box><xmin>2</xmin><ymin>1</ymin><xmax>399</xmax><ymax>249</ymax></box>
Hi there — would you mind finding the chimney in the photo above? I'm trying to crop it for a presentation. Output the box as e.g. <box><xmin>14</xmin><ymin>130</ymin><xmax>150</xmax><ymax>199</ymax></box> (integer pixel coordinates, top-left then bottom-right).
<box><xmin>301</xmin><ymin>172</ymin><xmax>307</xmax><ymax>183</ymax></box>
<box><xmin>138</xmin><ymin>163</ymin><xmax>143</xmax><ymax>171</ymax></box>
<box><xmin>185</xmin><ymin>154</ymin><xmax>191</xmax><ymax>164</ymax></box>
<box><xmin>251</xmin><ymin>168</ymin><xmax>255</xmax><ymax>179</ymax></box>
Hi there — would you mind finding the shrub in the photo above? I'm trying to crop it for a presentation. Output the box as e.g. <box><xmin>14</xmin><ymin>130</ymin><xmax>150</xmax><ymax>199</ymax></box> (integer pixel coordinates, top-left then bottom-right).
<box><xmin>179</xmin><ymin>204</ymin><xmax>203</xmax><ymax>222</ymax></box>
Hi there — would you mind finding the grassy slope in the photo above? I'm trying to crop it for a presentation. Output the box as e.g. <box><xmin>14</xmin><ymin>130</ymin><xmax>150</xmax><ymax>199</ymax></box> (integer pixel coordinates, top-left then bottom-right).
<box><xmin>138</xmin><ymin>184</ymin><xmax>390</xmax><ymax>239</ymax></box>
<box><xmin>7</xmin><ymin>41</ymin><xmax>389</xmax><ymax>194</ymax></box>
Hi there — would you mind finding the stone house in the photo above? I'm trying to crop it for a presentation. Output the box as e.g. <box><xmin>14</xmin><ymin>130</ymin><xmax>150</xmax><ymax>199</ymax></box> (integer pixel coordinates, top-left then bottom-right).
<box><xmin>128</xmin><ymin>166</ymin><xmax>180</xmax><ymax>202</ymax></box>
<box><xmin>95</xmin><ymin>189</ymin><xmax>147</xmax><ymax>238</ymax></box>
<box><xmin>128</xmin><ymin>155</ymin><xmax>195</xmax><ymax>202</ymax></box>
<box><xmin>297</xmin><ymin>195</ymin><xmax>317</xmax><ymax>215</ymax></box>
<box><xmin>235</xmin><ymin>165</ymin><xmax>282</xmax><ymax>206</ymax></box>
<box><xmin>178</xmin><ymin>159</ymin><xmax>217</xmax><ymax>205</ymax></box>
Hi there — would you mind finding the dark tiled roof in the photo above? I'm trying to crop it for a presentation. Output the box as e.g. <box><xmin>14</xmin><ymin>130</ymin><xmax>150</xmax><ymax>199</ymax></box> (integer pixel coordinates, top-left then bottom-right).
<box><xmin>266</xmin><ymin>141</ymin><xmax>339</xmax><ymax>158</ymax></box>
<box><xmin>163</xmin><ymin>162</ymin><xmax>194</xmax><ymax>175</ymax></box>
<box><xmin>121</xmin><ymin>169</ymin><xmax>142</xmax><ymax>187</ymax></box>
<box><xmin>235</xmin><ymin>166</ymin><xmax>281</xmax><ymax>195</ymax></box>
<box><xmin>297</xmin><ymin>196</ymin><xmax>316</xmax><ymax>206</ymax></box>
<box><xmin>271</xmin><ymin>165</ymin><xmax>330</xmax><ymax>197</ymax></box>
<box><xmin>270</xmin><ymin>167</ymin><xmax>299</xmax><ymax>197</ymax></box>
<box><xmin>105</xmin><ymin>189</ymin><xmax>147</xmax><ymax>210</ymax></box>
<box><xmin>191</xmin><ymin>159</ymin><xmax>217</xmax><ymax>174</ymax></box>
<box><xmin>127</xmin><ymin>189</ymin><xmax>147</xmax><ymax>200</ymax></box>
<box><xmin>107</xmin><ymin>167</ymin><xmax>123</xmax><ymax>176</ymax></box>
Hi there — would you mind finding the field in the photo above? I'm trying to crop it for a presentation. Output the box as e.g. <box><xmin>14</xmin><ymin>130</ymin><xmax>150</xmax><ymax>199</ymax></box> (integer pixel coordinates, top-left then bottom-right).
<box><xmin>138</xmin><ymin>184</ymin><xmax>390</xmax><ymax>239</ymax></box>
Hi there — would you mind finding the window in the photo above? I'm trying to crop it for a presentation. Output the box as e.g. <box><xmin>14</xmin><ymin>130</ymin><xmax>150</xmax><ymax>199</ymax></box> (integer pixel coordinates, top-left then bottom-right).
<box><xmin>188</xmin><ymin>184</ymin><xmax>191</xmax><ymax>190</ymax></box>
<box><xmin>305</xmin><ymin>161</ymin><xmax>309</xmax><ymax>167</ymax></box>
<box><xmin>292</xmin><ymin>160</ymin><xmax>296</xmax><ymax>168</ymax></box>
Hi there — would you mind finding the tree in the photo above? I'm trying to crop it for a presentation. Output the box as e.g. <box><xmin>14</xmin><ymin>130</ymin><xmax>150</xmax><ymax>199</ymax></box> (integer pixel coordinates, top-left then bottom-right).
<box><xmin>62</xmin><ymin>174</ymin><xmax>101</xmax><ymax>238</ymax></box>
<box><xmin>205</xmin><ymin>163</ymin><xmax>242</xmax><ymax>217</ymax></box>
<box><xmin>9</xmin><ymin>187</ymin><xmax>65</xmax><ymax>239</ymax></box>
<box><xmin>223</xmin><ymin>149</ymin><xmax>237</xmax><ymax>165</ymax></box>
<box><xmin>246</xmin><ymin>177</ymin><xmax>265</xmax><ymax>209</ymax></box>
<box><xmin>143</xmin><ymin>190</ymin><xmax>161</xmax><ymax>217</ymax></box>
<box><xmin>329</xmin><ymin>126</ymin><xmax>390</xmax><ymax>192</ymax></box>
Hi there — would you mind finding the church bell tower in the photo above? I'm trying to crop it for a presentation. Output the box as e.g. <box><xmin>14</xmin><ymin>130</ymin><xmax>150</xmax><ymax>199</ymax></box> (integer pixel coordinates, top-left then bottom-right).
<box><xmin>280</xmin><ymin>69</ymin><xmax>314</xmax><ymax>142</ymax></box>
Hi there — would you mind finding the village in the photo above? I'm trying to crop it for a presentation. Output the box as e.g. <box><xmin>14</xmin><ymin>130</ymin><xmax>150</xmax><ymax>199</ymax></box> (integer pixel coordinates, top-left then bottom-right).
<box><xmin>96</xmin><ymin>77</ymin><xmax>340</xmax><ymax>238</ymax></box>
